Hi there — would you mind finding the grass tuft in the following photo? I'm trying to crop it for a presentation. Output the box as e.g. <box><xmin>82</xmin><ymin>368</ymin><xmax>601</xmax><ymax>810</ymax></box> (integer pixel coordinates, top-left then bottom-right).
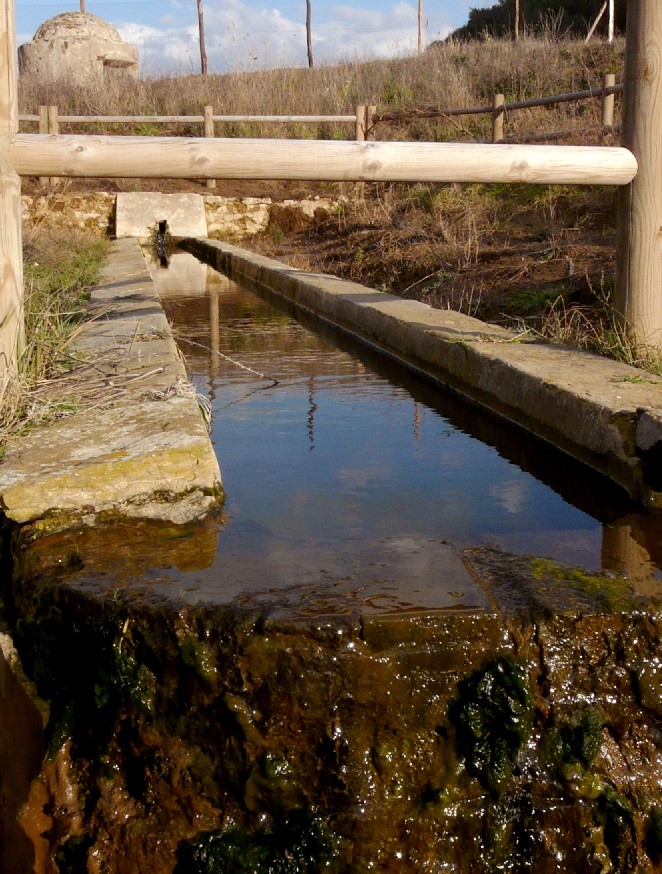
<box><xmin>0</xmin><ymin>229</ymin><xmax>108</xmax><ymax>445</ymax></box>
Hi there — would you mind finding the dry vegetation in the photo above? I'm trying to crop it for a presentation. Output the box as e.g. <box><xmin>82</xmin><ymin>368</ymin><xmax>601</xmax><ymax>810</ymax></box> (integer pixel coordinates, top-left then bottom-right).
<box><xmin>19</xmin><ymin>34</ymin><xmax>623</xmax><ymax>141</ymax></box>
<box><xmin>17</xmin><ymin>35</ymin><xmax>655</xmax><ymax>371</ymax></box>
<box><xmin>0</xmin><ymin>229</ymin><xmax>107</xmax><ymax>446</ymax></box>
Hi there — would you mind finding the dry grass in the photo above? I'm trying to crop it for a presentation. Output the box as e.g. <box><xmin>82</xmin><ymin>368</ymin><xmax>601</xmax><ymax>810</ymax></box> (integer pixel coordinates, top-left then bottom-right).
<box><xmin>19</xmin><ymin>35</ymin><xmax>624</xmax><ymax>144</ymax></box>
<box><xmin>532</xmin><ymin>280</ymin><xmax>662</xmax><ymax>375</ymax></box>
<box><xmin>0</xmin><ymin>229</ymin><xmax>108</xmax><ymax>448</ymax></box>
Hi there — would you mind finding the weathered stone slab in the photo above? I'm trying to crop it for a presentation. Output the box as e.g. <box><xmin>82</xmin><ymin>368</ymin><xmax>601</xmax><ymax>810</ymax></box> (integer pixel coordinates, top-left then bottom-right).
<box><xmin>115</xmin><ymin>192</ymin><xmax>207</xmax><ymax>238</ymax></box>
<box><xmin>0</xmin><ymin>237</ymin><xmax>223</xmax><ymax>529</ymax></box>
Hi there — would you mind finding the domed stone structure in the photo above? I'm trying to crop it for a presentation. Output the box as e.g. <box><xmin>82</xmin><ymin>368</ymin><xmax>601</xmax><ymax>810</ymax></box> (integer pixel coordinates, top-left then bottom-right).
<box><xmin>18</xmin><ymin>12</ymin><xmax>138</xmax><ymax>80</ymax></box>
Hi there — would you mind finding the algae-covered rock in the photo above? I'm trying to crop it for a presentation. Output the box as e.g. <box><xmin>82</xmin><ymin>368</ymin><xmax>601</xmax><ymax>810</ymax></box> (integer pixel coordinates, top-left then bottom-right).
<box><xmin>449</xmin><ymin>656</ymin><xmax>533</xmax><ymax>796</ymax></box>
<box><xmin>175</xmin><ymin>813</ymin><xmax>340</xmax><ymax>873</ymax></box>
<box><xmin>3</xmin><ymin>541</ymin><xmax>662</xmax><ymax>873</ymax></box>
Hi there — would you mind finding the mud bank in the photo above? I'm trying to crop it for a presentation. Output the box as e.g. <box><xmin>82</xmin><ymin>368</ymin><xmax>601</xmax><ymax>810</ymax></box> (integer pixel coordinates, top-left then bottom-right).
<box><xmin>1</xmin><ymin>521</ymin><xmax>661</xmax><ymax>873</ymax></box>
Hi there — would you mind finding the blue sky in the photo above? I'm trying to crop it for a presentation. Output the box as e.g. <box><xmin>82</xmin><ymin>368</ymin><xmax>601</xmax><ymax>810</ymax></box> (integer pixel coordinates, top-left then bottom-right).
<box><xmin>16</xmin><ymin>0</ymin><xmax>494</xmax><ymax>75</ymax></box>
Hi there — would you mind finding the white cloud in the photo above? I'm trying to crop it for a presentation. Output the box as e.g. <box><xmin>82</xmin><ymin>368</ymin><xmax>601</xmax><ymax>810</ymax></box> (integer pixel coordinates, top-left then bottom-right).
<box><xmin>113</xmin><ymin>0</ymin><xmax>455</xmax><ymax>75</ymax></box>
<box><xmin>490</xmin><ymin>479</ymin><xmax>529</xmax><ymax>515</ymax></box>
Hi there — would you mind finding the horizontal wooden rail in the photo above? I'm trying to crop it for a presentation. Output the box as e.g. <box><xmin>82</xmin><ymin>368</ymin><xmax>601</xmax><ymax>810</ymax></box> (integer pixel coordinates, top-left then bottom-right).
<box><xmin>374</xmin><ymin>82</ymin><xmax>624</xmax><ymax>123</ymax></box>
<box><xmin>7</xmin><ymin>135</ymin><xmax>637</xmax><ymax>186</ymax></box>
<box><xmin>18</xmin><ymin>113</ymin><xmax>357</xmax><ymax>124</ymax></box>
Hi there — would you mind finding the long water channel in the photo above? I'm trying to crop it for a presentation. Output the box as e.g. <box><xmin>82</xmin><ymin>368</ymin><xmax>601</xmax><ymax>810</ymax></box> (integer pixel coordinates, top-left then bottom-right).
<box><xmin>152</xmin><ymin>250</ymin><xmax>661</xmax><ymax>604</ymax></box>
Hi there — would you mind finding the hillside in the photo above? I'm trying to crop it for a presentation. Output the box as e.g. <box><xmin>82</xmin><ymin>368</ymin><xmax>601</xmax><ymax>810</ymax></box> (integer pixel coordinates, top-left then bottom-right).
<box><xmin>19</xmin><ymin>35</ymin><xmax>638</xmax><ymax>362</ymax></box>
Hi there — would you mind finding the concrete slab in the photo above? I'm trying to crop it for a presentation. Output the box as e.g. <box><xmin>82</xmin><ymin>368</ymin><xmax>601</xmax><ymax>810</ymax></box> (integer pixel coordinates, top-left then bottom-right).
<box><xmin>0</xmin><ymin>238</ymin><xmax>223</xmax><ymax>530</ymax></box>
<box><xmin>182</xmin><ymin>237</ymin><xmax>662</xmax><ymax>507</ymax></box>
<box><xmin>115</xmin><ymin>192</ymin><xmax>207</xmax><ymax>238</ymax></box>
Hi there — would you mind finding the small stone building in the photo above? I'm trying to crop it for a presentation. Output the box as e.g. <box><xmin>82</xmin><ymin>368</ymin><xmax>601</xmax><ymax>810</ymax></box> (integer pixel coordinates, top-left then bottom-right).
<box><xmin>18</xmin><ymin>12</ymin><xmax>139</xmax><ymax>81</ymax></box>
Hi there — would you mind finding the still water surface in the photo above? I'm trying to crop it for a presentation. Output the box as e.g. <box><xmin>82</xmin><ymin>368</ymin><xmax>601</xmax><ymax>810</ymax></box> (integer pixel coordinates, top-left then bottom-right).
<box><xmin>145</xmin><ymin>251</ymin><xmax>661</xmax><ymax>606</ymax></box>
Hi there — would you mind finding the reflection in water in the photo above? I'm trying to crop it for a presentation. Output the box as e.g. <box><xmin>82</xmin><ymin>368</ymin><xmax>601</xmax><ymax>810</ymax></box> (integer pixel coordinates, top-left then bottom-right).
<box><xmin>307</xmin><ymin>376</ymin><xmax>317</xmax><ymax>450</ymax></box>
<box><xmin>141</xmin><ymin>252</ymin><xmax>662</xmax><ymax>602</ymax></box>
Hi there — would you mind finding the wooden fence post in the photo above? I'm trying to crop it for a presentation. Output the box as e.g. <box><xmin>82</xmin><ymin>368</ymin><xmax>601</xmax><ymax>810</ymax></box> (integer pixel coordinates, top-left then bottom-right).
<box><xmin>492</xmin><ymin>93</ymin><xmax>505</xmax><ymax>143</ymax></box>
<box><xmin>355</xmin><ymin>104</ymin><xmax>365</xmax><ymax>142</ymax></box>
<box><xmin>0</xmin><ymin>0</ymin><xmax>24</xmax><ymax>391</ymax></box>
<box><xmin>47</xmin><ymin>104</ymin><xmax>58</xmax><ymax>136</ymax></box>
<box><xmin>47</xmin><ymin>104</ymin><xmax>59</xmax><ymax>186</ymax></box>
<box><xmin>38</xmin><ymin>105</ymin><xmax>49</xmax><ymax>186</ymax></box>
<box><xmin>203</xmin><ymin>104</ymin><xmax>216</xmax><ymax>189</ymax></box>
<box><xmin>615</xmin><ymin>0</ymin><xmax>662</xmax><ymax>350</ymax></box>
<box><xmin>602</xmin><ymin>73</ymin><xmax>616</xmax><ymax>128</ymax></box>
<box><xmin>365</xmin><ymin>105</ymin><xmax>376</xmax><ymax>141</ymax></box>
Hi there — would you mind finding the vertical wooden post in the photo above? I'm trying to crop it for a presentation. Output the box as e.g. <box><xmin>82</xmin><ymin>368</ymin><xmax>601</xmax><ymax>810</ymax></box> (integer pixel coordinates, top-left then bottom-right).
<box><xmin>615</xmin><ymin>0</ymin><xmax>662</xmax><ymax>350</ymax></box>
<box><xmin>38</xmin><ymin>104</ymin><xmax>48</xmax><ymax>186</ymax></box>
<box><xmin>305</xmin><ymin>0</ymin><xmax>313</xmax><ymax>69</ymax></box>
<box><xmin>602</xmin><ymin>73</ymin><xmax>615</xmax><ymax>128</ymax></box>
<box><xmin>47</xmin><ymin>104</ymin><xmax>58</xmax><ymax>136</ymax></box>
<box><xmin>38</xmin><ymin>104</ymin><xmax>47</xmax><ymax>134</ymax></box>
<box><xmin>47</xmin><ymin>104</ymin><xmax>59</xmax><ymax>186</ymax></box>
<box><xmin>365</xmin><ymin>105</ymin><xmax>376</xmax><ymax>141</ymax></box>
<box><xmin>492</xmin><ymin>93</ymin><xmax>505</xmax><ymax>143</ymax></box>
<box><xmin>203</xmin><ymin>105</ymin><xmax>216</xmax><ymax>190</ymax></box>
<box><xmin>197</xmin><ymin>0</ymin><xmax>207</xmax><ymax>75</ymax></box>
<box><xmin>355</xmin><ymin>104</ymin><xmax>365</xmax><ymax>142</ymax></box>
<box><xmin>0</xmin><ymin>0</ymin><xmax>24</xmax><ymax>389</ymax></box>
<box><xmin>608</xmin><ymin>0</ymin><xmax>615</xmax><ymax>43</ymax></box>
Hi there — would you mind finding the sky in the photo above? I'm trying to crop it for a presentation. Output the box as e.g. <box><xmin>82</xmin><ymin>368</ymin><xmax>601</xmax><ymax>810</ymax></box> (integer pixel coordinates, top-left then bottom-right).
<box><xmin>15</xmin><ymin>0</ymin><xmax>495</xmax><ymax>75</ymax></box>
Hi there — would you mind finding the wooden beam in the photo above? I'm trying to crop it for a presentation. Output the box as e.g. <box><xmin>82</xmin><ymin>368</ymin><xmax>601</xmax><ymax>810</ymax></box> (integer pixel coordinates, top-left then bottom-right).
<box><xmin>7</xmin><ymin>135</ymin><xmax>638</xmax><ymax>186</ymax></box>
<box><xmin>0</xmin><ymin>0</ymin><xmax>23</xmax><ymax>388</ymax></box>
<box><xmin>615</xmin><ymin>0</ymin><xmax>662</xmax><ymax>349</ymax></box>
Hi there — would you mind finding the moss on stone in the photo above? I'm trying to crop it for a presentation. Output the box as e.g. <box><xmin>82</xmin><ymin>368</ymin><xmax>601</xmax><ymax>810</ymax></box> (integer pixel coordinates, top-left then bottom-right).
<box><xmin>529</xmin><ymin>556</ymin><xmax>638</xmax><ymax>612</ymax></box>
<box><xmin>448</xmin><ymin>655</ymin><xmax>533</xmax><ymax>797</ymax></box>
<box><xmin>174</xmin><ymin>813</ymin><xmax>340</xmax><ymax>873</ymax></box>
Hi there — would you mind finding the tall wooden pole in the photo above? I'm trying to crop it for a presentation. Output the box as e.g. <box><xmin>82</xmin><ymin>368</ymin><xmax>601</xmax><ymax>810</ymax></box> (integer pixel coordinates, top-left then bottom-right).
<box><xmin>608</xmin><ymin>0</ymin><xmax>614</xmax><ymax>43</ymax></box>
<box><xmin>306</xmin><ymin>0</ymin><xmax>313</xmax><ymax>69</ymax></box>
<box><xmin>418</xmin><ymin>0</ymin><xmax>423</xmax><ymax>55</ymax></box>
<box><xmin>615</xmin><ymin>0</ymin><xmax>662</xmax><ymax>350</ymax></box>
<box><xmin>197</xmin><ymin>0</ymin><xmax>207</xmax><ymax>75</ymax></box>
<box><xmin>514</xmin><ymin>0</ymin><xmax>519</xmax><ymax>40</ymax></box>
<box><xmin>0</xmin><ymin>0</ymin><xmax>24</xmax><ymax>389</ymax></box>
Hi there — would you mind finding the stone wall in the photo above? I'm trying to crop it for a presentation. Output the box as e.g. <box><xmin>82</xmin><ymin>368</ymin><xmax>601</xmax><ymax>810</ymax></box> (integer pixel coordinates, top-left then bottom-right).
<box><xmin>21</xmin><ymin>193</ymin><xmax>338</xmax><ymax>242</ymax></box>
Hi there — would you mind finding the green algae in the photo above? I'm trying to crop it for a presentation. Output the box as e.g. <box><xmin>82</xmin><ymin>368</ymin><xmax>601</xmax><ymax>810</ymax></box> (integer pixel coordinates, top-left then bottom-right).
<box><xmin>178</xmin><ymin>634</ymin><xmax>218</xmax><ymax>683</ymax></box>
<box><xmin>541</xmin><ymin>706</ymin><xmax>605</xmax><ymax>772</ymax></box>
<box><xmin>448</xmin><ymin>656</ymin><xmax>533</xmax><ymax>797</ymax></box>
<box><xmin>528</xmin><ymin>557</ymin><xmax>638</xmax><ymax>612</ymax></box>
<box><xmin>175</xmin><ymin>813</ymin><xmax>340</xmax><ymax>873</ymax></box>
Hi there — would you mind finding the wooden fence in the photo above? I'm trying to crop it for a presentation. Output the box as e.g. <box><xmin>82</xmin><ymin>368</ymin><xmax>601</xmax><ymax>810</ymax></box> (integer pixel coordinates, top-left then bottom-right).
<box><xmin>18</xmin><ymin>74</ymin><xmax>621</xmax><ymax>147</ymax></box>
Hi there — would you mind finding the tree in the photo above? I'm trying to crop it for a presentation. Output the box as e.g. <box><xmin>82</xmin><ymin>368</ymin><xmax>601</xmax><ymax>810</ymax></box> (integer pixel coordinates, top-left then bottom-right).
<box><xmin>451</xmin><ymin>0</ymin><xmax>626</xmax><ymax>41</ymax></box>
